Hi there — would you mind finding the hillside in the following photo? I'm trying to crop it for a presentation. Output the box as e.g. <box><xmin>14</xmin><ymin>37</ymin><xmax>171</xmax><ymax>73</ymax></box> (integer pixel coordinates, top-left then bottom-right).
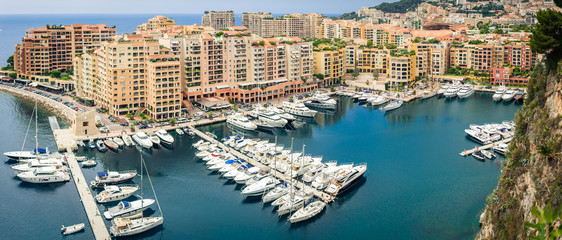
<box><xmin>372</xmin><ymin>0</ymin><xmax>423</xmax><ymax>13</ymax></box>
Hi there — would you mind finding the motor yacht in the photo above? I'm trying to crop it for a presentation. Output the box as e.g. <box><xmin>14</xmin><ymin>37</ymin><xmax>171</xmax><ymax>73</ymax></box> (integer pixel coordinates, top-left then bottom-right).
<box><xmin>17</xmin><ymin>167</ymin><xmax>70</xmax><ymax>183</ymax></box>
<box><xmin>437</xmin><ymin>85</ymin><xmax>450</xmax><ymax>95</ymax></box>
<box><xmin>103</xmin><ymin>199</ymin><xmax>155</xmax><ymax>219</ymax></box>
<box><xmin>457</xmin><ymin>85</ymin><xmax>474</xmax><ymax>99</ymax></box>
<box><xmin>241</xmin><ymin>177</ymin><xmax>277</xmax><ymax>197</ymax></box>
<box><xmin>132</xmin><ymin>132</ymin><xmax>153</xmax><ymax>149</ymax></box>
<box><xmin>90</xmin><ymin>171</ymin><xmax>137</xmax><ymax>188</ymax></box>
<box><xmin>502</xmin><ymin>89</ymin><xmax>516</xmax><ymax>102</ymax></box>
<box><xmin>112</xmin><ymin>137</ymin><xmax>125</xmax><ymax>147</ymax></box>
<box><xmin>227</xmin><ymin>114</ymin><xmax>258</xmax><ymax>131</ymax></box>
<box><xmin>282</xmin><ymin>102</ymin><xmax>317</xmax><ymax>118</ymax></box>
<box><xmin>95</xmin><ymin>185</ymin><xmax>139</xmax><ymax>203</ymax></box>
<box><xmin>325</xmin><ymin>164</ymin><xmax>367</xmax><ymax>196</ymax></box>
<box><xmin>12</xmin><ymin>158</ymin><xmax>64</xmax><ymax>173</ymax></box>
<box><xmin>444</xmin><ymin>85</ymin><xmax>460</xmax><ymax>99</ymax></box>
<box><xmin>381</xmin><ymin>100</ymin><xmax>403</xmax><ymax>112</ymax></box>
<box><xmin>258</xmin><ymin>111</ymin><xmax>287</xmax><ymax>128</ymax></box>
<box><xmin>155</xmin><ymin>129</ymin><xmax>174</xmax><ymax>145</ymax></box>
<box><xmin>492</xmin><ymin>87</ymin><xmax>506</xmax><ymax>102</ymax></box>
<box><xmin>149</xmin><ymin>135</ymin><xmax>161</xmax><ymax>147</ymax></box>
<box><xmin>96</xmin><ymin>140</ymin><xmax>107</xmax><ymax>152</ymax></box>
<box><xmin>121</xmin><ymin>134</ymin><xmax>133</xmax><ymax>147</ymax></box>
<box><xmin>304</xmin><ymin>96</ymin><xmax>336</xmax><ymax>110</ymax></box>
<box><xmin>104</xmin><ymin>139</ymin><xmax>119</xmax><ymax>151</ymax></box>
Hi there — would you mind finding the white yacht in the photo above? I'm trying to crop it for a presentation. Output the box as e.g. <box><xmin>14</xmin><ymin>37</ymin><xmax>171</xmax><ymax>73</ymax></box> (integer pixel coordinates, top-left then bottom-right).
<box><xmin>112</xmin><ymin>137</ymin><xmax>125</xmax><ymax>147</ymax></box>
<box><xmin>262</xmin><ymin>184</ymin><xmax>291</xmax><ymax>203</ymax></box>
<box><xmin>227</xmin><ymin>114</ymin><xmax>258</xmax><ymax>131</ymax></box>
<box><xmin>325</xmin><ymin>164</ymin><xmax>367</xmax><ymax>196</ymax></box>
<box><xmin>17</xmin><ymin>167</ymin><xmax>70</xmax><ymax>183</ymax></box>
<box><xmin>370</xmin><ymin>96</ymin><xmax>389</xmax><ymax>106</ymax></box>
<box><xmin>149</xmin><ymin>135</ymin><xmax>161</xmax><ymax>147</ymax></box>
<box><xmin>282</xmin><ymin>102</ymin><xmax>317</xmax><ymax>118</ymax></box>
<box><xmin>492</xmin><ymin>87</ymin><xmax>506</xmax><ymax>102</ymax></box>
<box><xmin>277</xmin><ymin>193</ymin><xmax>312</xmax><ymax>216</ymax></box>
<box><xmin>12</xmin><ymin>158</ymin><xmax>64</xmax><ymax>173</ymax></box>
<box><xmin>267</xmin><ymin>107</ymin><xmax>296</xmax><ymax>122</ymax></box>
<box><xmin>95</xmin><ymin>185</ymin><xmax>139</xmax><ymax>203</ymax></box>
<box><xmin>444</xmin><ymin>85</ymin><xmax>460</xmax><ymax>99</ymax></box>
<box><xmin>381</xmin><ymin>100</ymin><xmax>403</xmax><ymax>112</ymax></box>
<box><xmin>502</xmin><ymin>89</ymin><xmax>516</xmax><ymax>102</ymax></box>
<box><xmin>289</xmin><ymin>200</ymin><xmax>326</xmax><ymax>224</ymax></box>
<box><xmin>155</xmin><ymin>129</ymin><xmax>174</xmax><ymax>145</ymax></box>
<box><xmin>90</xmin><ymin>171</ymin><xmax>137</xmax><ymax>188</ymax></box>
<box><xmin>122</xmin><ymin>134</ymin><xmax>133</xmax><ymax>147</ymax></box>
<box><xmin>233</xmin><ymin>166</ymin><xmax>261</xmax><ymax>184</ymax></box>
<box><xmin>437</xmin><ymin>85</ymin><xmax>450</xmax><ymax>95</ymax></box>
<box><xmin>493</xmin><ymin>143</ymin><xmax>509</xmax><ymax>155</ymax></box>
<box><xmin>103</xmin><ymin>199</ymin><xmax>155</xmax><ymax>219</ymax></box>
<box><xmin>457</xmin><ymin>85</ymin><xmax>474</xmax><ymax>99</ymax></box>
<box><xmin>304</xmin><ymin>95</ymin><xmax>336</xmax><ymax>110</ymax></box>
<box><xmin>132</xmin><ymin>132</ymin><xmax>153</xmax><ymax>149</ymax></box>
<box><xmin>241</xmin><ymin>177</ymin><xmax>277</xmax><ymax>197</ymax></box>
<box><xmin>4</xmin><ymin>148</ymin><xmax>49</xmax><ymax>160</ymax></box>
<box><xmin>421</xmin><ymin>90</ymin><xmax>437</xmax><ymax>100</ymax></box>
<box><xmin>110</xmin><ymin>216</ymin><xmax>164</xmax><ymax>237</ymax></box>
<box><xmin>258</xmin><ymin>111</ymin><xmax>287</xmax><ymax>128</ymax></box>
<box><xmin>176</xmin><ymin>128</ymin><xmax>184</xmax><ymax>135</ymax></box>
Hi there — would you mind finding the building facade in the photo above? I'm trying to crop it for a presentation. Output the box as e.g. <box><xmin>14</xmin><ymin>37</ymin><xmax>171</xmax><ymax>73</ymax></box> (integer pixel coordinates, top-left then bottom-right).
<box><xmin>14</xmin><ymin>24</ymin><xmax>116</xmax><ymax>76</ymax></box>
<box><xmin>201</xmin><ymin>11</ymin><xmax>235</xmax><ymax>31</ymax></box>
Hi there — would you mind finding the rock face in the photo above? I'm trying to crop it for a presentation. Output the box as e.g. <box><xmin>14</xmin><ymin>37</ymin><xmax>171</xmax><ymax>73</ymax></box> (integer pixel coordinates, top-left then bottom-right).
<box><xmin>477</xmin><ymin>66</ymin><xmax>562</xmax><ymax>239</ymax></box>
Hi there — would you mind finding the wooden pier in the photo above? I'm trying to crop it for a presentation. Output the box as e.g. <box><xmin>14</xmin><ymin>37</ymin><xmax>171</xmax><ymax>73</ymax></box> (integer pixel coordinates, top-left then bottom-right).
<box><xmin>187</xmin><ymin>126</ymin><xmax>335</xmax><ymax>202</ymax></box>
<box><xmin>65</xmin><ymin>151</ymin><xmax>110</xmax><ymax>240</ymax></box>
<box><xmin>459</xmin><ymin>137</ymin><xmax>512</xmax><ymax>157</ymax></box>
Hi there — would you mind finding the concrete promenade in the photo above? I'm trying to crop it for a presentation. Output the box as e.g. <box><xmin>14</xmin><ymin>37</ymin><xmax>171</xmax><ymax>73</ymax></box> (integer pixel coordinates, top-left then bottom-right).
<box><xmin>65</xmin><ymin>150</ymin><xmax>110</xmax><ymax>240</ymax></box>
<box><xmin>188</xmin><ymin>126</ymin><xmax>334</xmax><ymax>202</ymax></box>
<box><xmin>459</xmin><ymin>137</ymin><xmax>512</xmax><ymax>157</ymax></box>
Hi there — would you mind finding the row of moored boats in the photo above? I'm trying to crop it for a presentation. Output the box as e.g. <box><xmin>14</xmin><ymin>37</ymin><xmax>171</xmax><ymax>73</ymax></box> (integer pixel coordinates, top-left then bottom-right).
<box><xmin>84</xmin><ymin>128</ymin><xmax>195</xmax><ymax>152</ymax></box>
<box><xmin>191</xmin><ymin>135</ymin><xmax>367</xmax><ymax>223</ymax></box>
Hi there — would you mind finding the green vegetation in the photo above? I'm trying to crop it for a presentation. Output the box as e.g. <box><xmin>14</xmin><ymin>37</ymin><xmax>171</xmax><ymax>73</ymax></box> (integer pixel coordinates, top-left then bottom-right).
<box><xmin>169</xmin><ymin>118</ymin><xmax>176</xmax><ymax>126</ymax></box>
<box><xmin>9</xmin><ymin>73</ymin><xmax>17</xmax><ymax>78</ymax></box>
<box><xmin>258</xmin><ymin>40</ymin><xmax>265</xmax><ymax>46</ymax></box>
<box><xmin>389</xmin><ymin>48</ymin><xmax>414</xmax><ymax>57</ymax></box>
<box><xmin>525</xmin><ymin>204</ymin><xmax>562</xmax><ymax>239</ymax></box>
<box><xmin>530</xmin><ymin>6</ymin><xmax>562</xmax><ymax>70</ymax></box>
<box><xmin>2</xmin><ymin>55</ymin><xmax>14</xmax><ymax>71</ymax></box>
<box><xmin>468</xmin><ymin>40</ymin><xmax>485</xmax><ymax>45</ymax></box>
<box><xmin>334</xmin><ymin>11</ymin><xmax>363</xmax><ymax>20</ymax></box>
<box><xmin>313</xmin><ymin>73</ymin><xmax>324</xmax><ymax>80</ymax></box>
<box><xmin>372</xmin><ymin>0</ymin><xmax>423</xmax><ymax>13</ymax></box>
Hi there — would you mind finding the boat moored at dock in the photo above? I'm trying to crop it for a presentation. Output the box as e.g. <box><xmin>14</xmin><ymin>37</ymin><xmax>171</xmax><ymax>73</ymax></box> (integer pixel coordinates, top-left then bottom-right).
<box><xmin>132</xmin><ymin>132</ymin><xmax>153</xmax><ymax>149</ymax></box>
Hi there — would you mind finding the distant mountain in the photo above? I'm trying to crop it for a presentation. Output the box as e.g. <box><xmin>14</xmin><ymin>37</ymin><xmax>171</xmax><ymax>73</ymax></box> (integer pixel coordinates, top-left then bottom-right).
<box><xmin>371</xmin><ymin>0</ymin><xmax>424</xmax><ymax>13</ymax></box>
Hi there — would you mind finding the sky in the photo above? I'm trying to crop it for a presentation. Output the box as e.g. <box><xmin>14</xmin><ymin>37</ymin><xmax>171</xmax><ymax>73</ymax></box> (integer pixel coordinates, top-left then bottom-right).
<box><xmin>0</xmin><ymin>0</ymin><xmax>396</xmax><ymax>15</ymax></box>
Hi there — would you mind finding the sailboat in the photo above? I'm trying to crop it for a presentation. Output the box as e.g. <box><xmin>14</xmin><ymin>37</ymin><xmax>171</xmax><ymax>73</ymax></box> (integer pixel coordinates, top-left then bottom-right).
<box><xmin>4</xmin><ymin>99</ymin><xmax>50</xmax><ymax>160</ymax></box>
<box><xmin>109</xmin><ymin>155</ymin><xmax>164</xmax><ymax>236</ymax></box>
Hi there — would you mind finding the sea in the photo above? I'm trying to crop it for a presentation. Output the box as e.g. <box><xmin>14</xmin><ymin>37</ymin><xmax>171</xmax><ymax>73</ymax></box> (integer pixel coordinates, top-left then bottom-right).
<box><xmin>0</xmin><ymin>89</ymin><xmax>521</xmax><ymax>240</ymax></box>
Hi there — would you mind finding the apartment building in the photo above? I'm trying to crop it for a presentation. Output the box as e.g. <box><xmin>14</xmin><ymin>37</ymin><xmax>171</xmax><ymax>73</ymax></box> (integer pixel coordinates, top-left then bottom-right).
<box><xmin>201</xmin><ymin>11</ymin><xmax>235</xmax><ymax>31</ymax></box>
<box><xmin>313</xmin><ymin>50</ymin><xmax>344</xmax><ymax>87</ymax></box>
<box><xmin>15</xmin><ymin>24</ymin><xmax>116</xmax><ymax>76</ymax></box>
<box><xmin>409</xmin><ymin>42</ymin><xmax>448</xmax><ymax>78</ymax></box>
<box><xmin>136</xmin><ymin>15</ymin><xmax>176</xmax><ymax>32</ymax></box>
<box><xmin>356</xmin><ymin>48</ymin><xmax>390</xmax><ymax>75</ymax></box>
<box><xmin>503</xmin><ymin>42</ymin><xmax>537</xmax><ymax>70</ymax></box>
<box><xmin>244</xmin><ymin>13</ymin><xmax>323</xmax><ymax>38</ymax></box>
<box><xmin>74</xmin><ymin>34</ymin><xmax>181</xmax><ymax>120</ymax></box>
<box><xmin>490</xmin><ymin>66</ymin><xmax>530</xmax><ymax>86</ymax></box>
<box><xmin>242</xmin><ymin>12</ymin><xmax>273</xmax><ymax>36</ymax></box>
<box><xmin>388</xmin><ymin>55</ymin><xmax>416</xmax><ymax>87</ymax></box>
<box><xmin>159</xmin><ymin>32</ymin><xmax>315</xmax><ymax>103</ymax></box>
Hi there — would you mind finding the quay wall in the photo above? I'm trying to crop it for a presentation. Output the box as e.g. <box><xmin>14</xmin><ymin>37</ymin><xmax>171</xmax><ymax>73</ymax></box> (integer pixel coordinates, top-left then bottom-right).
<box><xmin>0</xmin><ymin>85</ymin><xmax>76</xmax><ymax>122</ymax></box>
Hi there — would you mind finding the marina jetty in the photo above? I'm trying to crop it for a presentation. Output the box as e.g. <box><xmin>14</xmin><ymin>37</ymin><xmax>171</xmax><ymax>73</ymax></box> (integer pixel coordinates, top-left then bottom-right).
<box><xmin>65</xmin><ymin>150</ymin><xmax>111</xmax><ymax>240</ymax></box>
<box><xmin>459</xmin><ymin>137</ymin><xmax>513</xmax><ymax>157</ymax></box>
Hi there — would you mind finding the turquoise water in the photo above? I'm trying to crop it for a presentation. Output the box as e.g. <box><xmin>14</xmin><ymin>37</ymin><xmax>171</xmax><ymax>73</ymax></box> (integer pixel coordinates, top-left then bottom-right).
<box><xmin>0</xmin><ymin>90</ymin><xmax>521</xmax><ymax>239</ymax></box>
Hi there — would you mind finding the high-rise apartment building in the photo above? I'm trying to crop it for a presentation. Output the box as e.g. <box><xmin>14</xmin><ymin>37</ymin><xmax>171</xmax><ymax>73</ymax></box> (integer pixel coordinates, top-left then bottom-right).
<box><xmin>313</xmin><ymin>50</ymin><xmax>344</xmax><ymax>87</ymax></box>
<box><xmin>136</xmin><ymin>15</ymin><xmax>177</xmax><ymax>32</ymax></box>
<box><xmin>14</xmin><ymin>24</ymin><xmax>116</xmax><ymax>76</ymax></box>
<box><xmin>74</xmin><ymin>34</ymin><xmax>181</xmax><ymax>120</ymax></box>
<box><xmin>201</xmin><ymin>11</ymin><xmax>235</xmax><ymax>31</ymax></box>
<box><xmin>242</xmin><ymin>12</ymin><xmax>273</xmax><ymax>36</ymax></box>
<box><xmin>243</xmin><ymin>13</ymin><xmax>323</xmax><ymax>38</ymax></box>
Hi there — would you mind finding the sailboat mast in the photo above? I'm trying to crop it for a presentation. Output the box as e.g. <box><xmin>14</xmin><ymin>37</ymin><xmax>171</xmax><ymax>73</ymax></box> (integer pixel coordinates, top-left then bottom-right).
<box><xmin>35</xmin><ymin>100</ymin><xmax>38</xmax><ymax>155</ymax></box>
<box><xmin>274</xmin><ymin>136</ymin><xmax>277</xmax><ymax>172</ymax></box>
<box><xmin>140</xmin><ymin>154</ymin><xmax>144</xmax><ymax>216</ymax></box>
<box><xmin>302</xmin><ymin>144</ymin><xmax>305</xmax><ymax>190</ymax></box>
<box><xmin>143</xmin><ymin>153</ymin><xmax>163</xmax><ymax>217</ymax></box>
<box><xmin>289</xmin><ymin>138</ymin><xmax>294</xmax><ymax>201</ymax></box>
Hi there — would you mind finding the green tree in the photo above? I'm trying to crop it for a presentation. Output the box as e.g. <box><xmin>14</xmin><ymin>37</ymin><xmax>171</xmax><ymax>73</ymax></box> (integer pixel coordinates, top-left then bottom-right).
<box><xmin>6</xmin><ymin>55</ymin><xmax>14</xmax><ymax>69</ymax></box>
<box><xmin>530</xmin><ymin>2</ymin><xmax>562</xmax><ymax>70</ymax></box>
<box><xmin>169</xmin><ymin>117</ymin><xmax>176</xmax><ymax>126</ymax></box>
<box><xmin>373</xmin><ymin>70</ymin><xmax>379</xmax><ymax>81</ymax></box>
<box><xmin>9</xmin><ymin>73</ymin><xmax>17</xmax><ymax>79</ymax></box>
<box><xmin>352</xmin><ymin>68</ymin><xmax>360</xmax><ymax>79</ymax></box>
<box><xmin>50</xmin><ymin>71</ymin><xmax>61</xmax><ymax>78</ymax></box>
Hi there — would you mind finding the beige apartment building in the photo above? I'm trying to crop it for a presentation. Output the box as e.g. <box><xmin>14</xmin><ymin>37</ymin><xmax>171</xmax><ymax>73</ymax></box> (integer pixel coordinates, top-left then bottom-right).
<box><xmin>201</xmin><ymin>11</ymin><xmax>235</xmax><ymax>31</ymax></box>
<box><xmin>388</xmin><ymin>55</ymin><xmax>416</xmax><ymax>87</ymax></box>
<box><xmin>15</xmin><ymin>24</ymin><xmax>116</xmax><ymax>76</ymax></box>
<box><xmin>136</xmin><ymin>15</ymin><xmax>177</xmax><ymax>32</ymax></box>
<box><xmin>409</xmin><ymin>42</ymin><xmax>448</xmax><ymax>78</ymax></box>
<box><xmin>159</xmin><ymin>31</ymin><xmax>314</xmax><ymax>103</ymax></box>
<box><xmin>244</xmin><ymin>13</ymin><xmax>323</xmax><ymax>38</ymax></box>
<box><xmin>74</xmin><ymin>34</ymin><xmax>181</xmax><ymax>120</ymax></box>
<box><xmin>357</xmin><ymin>48</ymin><xmax>390</xmax><ymax>75</ymax></box>
<box><xmin>313</xmin><ymin>50</ymin><xmax>344</xmax><ymax>87</ymax></box>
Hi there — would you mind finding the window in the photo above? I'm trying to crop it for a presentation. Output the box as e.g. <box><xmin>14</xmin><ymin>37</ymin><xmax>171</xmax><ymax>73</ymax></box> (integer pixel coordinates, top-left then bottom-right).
<box><xmin>82</xmin><ymin>121</ymin><xmax>88</xmax><ymax>127</ymax></box>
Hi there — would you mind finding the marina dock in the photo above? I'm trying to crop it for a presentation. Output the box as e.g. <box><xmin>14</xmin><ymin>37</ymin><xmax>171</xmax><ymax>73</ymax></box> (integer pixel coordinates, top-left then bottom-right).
<box><xmin>48</xmin><ymin>116</ymin><xmax>60</xmax><ymax>130</ymax></box>
<box><xmin>459</xmin><ymin>137</ymin><xmax>512</xmax><ymax>157</ymax></box>
<box><xmin>65</xmin><ymin>150</ymin><xmax>110</xmax><ymax>240</ymax></box>
<box><xmin>187</xmin><ymin>126</ymin><xmax>335</xmax><ymax>202</ymax></box>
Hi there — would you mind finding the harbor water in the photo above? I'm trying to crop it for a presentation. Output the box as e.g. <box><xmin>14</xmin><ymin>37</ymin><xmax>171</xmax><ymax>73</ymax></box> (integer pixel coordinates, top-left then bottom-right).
<box><xmin>0</xmin><ymin>90</ymin><xmax>522</xmax><ymax>239</ymax></box>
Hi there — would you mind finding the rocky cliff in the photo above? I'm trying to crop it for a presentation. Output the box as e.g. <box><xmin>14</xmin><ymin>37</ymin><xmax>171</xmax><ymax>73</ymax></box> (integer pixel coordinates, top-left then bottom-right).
<box><xmin>477</xmin><ymin>64</ymin><xmax>562</xmax><ymax>239</ymax></box>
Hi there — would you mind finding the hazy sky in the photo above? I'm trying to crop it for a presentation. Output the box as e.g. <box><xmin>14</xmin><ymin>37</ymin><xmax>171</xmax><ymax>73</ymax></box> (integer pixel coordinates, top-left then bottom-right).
<box><xmin>0</xmin><ymin>0</ymin><xmax>395</xmax><ymax>14</ymax></box>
